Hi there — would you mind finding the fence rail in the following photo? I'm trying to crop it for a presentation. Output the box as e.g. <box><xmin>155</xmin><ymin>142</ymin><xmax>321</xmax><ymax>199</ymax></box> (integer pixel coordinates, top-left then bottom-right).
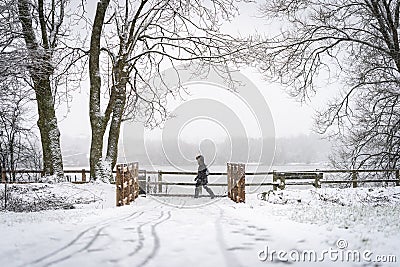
<box><xmin>140</xmin><ymin>169</ymin><xmax>400</xmax><ymax>175</ymax></box>
<box><xmin>0</xmin><ymin>168</ymin><xmax>122</xmax><ymax>183</ymax></box>
<box><xmin>2</xmin><ymin>168</ymin><xmax>399</xmax><ymax>188</ymax></box>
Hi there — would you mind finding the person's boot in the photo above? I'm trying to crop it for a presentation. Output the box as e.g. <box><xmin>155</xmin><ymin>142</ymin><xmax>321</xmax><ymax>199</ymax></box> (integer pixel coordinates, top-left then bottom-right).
<box><xmin>204</xmin><ymin>185</ymin><xmax>215</xmax><ymax>199</ymax></box>
<box><xmin>194</xmin><ymin>186</ymin><xmax>200</xmax><ymax>198</ymax></box>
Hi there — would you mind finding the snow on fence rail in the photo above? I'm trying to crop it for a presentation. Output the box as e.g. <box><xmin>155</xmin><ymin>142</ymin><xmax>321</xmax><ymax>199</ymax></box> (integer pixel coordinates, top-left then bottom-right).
<box><xmin>2</xmin><ymin>168</ymin><xmax>400</xmax><ymax>187</ymax></box>
<box><xmin>140</xmin><ymin>169</ymin><xmax>400</xmax><ymax>192</ymax></box>
<box><xmin>1</xmin><ymin>167</ymin><xmax>399</xmax><ymax>200</ymax></box>
<box><xmin>0</xmin><ymin>169</ymin><xmax>94</xmax><ymax>183</ymax></box>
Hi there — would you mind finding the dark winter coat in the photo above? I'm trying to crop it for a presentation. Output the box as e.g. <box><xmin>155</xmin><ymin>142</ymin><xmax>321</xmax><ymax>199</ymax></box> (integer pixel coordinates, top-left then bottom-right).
<box><xmin>195</xmin><ymin>168</ymin><xmax>209</xmax><ymax>186</ymax></box>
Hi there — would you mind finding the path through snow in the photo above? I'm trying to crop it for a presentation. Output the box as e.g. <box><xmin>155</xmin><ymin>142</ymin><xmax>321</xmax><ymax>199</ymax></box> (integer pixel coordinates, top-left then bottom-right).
<box><xmin>0</xmin><ymin>184</ymin><xmax>399</xmax><ymax>267</ymax></box>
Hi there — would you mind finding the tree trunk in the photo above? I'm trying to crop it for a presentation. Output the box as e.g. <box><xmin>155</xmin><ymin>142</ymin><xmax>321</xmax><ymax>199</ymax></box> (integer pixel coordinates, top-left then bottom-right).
<box><xmin>106</xmin><ymin>84</ymin><xmax>127</xmax><ymax>171</ymax></box>
<box><xmin>37</xmin><ymin>119</ymin><xmax>52</xmax><ymax>175</ymax></box>
<box><xmin>9</xmin><ymin>134</ymin><xmax>15</xmax><ymax>182</ymax></box>
<box><xmin>17</xmin><ymin>0</ymin><xmax>64</xmax><ymax>182</ymax></box>
<box><xmin>105</xmin><ymin>58</ymin><xmax>128</xmax><ymax>173</ymax></box>
<box><xmin>35</xmin><ymin>77</ymin><xmax>64</xmax><ymax>180</ymax></box>
<box><xmin>89</xmin><ymin>0</ymin><xmax>111</xmax><ymax>182</ymax></box>
<box><xmin>89</xmin><ymin>121</ymin><xmax>109</xmax><ymax>182</ymax></box>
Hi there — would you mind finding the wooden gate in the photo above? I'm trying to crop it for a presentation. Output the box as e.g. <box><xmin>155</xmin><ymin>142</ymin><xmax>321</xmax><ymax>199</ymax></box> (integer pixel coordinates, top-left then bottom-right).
<box><xmin>116</xmin><ymin>162</ymin><xmax>139</xmax><ymax>206</ymax></box>
<box><xmin>227</xmin><ymin>163</ymin><xmax>245</xmax><ymax>203</ymax></box>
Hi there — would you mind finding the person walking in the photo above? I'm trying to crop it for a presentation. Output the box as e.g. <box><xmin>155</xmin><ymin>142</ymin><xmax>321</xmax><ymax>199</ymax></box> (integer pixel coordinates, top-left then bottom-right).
<box><xmin>194</xmin><ymin>155</ymin><xmax>215</xmax><ymax>199</ymax></box>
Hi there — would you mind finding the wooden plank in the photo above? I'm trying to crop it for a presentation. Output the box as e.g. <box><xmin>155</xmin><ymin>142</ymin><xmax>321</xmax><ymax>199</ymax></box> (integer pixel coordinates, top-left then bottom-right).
<box><xmin>238</xmin><ymin>163</ymin><xmax>245</xmax><ymax>202</ymax></box>
<box><xmin>227</xmin><ymin>163</ymin><xmax>231</xmax><ymax>199</ymax></box>
<box><xmin>226</xmin><ymin>163</ymin><xmax>245</xmax><ymax>203</ymax></box>
<box><xmin>283</xmin><ymin>176</ymin><xmax>321</xmax><ymax>180</ymax></box>
<box><xmin>321</xmin><ymin>179</ymin><xmax>398</xmax><ymax>184</ymax></box>
<box><xmin>150</xmin><ymin>193</ymin><xmax>227</xmax><ymax>198</ymax></box>
<box><xmin>3</xmin><ymin>168</ymin><xmax>399</xmax><ymax>176</ymax></box>
<box><xmin>245</xmin><ymin>183</ymin><xmax>278</xmax><ymax>186</ymax></box>
<box><xmin>59</xmin><ymin>170</ymin><xmax>91</xmax><ymax>174</ymax></box>
<box><xmin>116</xmin><ymin>165</ymin><xmax>123</xmax><ymax>207</ymax></box>
<box><xmin>147</xmin><ymin>182</ymin><xmax>227</xmax><ymax>186</ymax></box>
<box><xmin>355</xmin><ymin>179</ymin><xmax>399</xmax><ymax>183</ymax></box>
<box><xmin>286</xmin><ymin>182</ymin><xmax>316</xmax><ymax>186</ymax></box>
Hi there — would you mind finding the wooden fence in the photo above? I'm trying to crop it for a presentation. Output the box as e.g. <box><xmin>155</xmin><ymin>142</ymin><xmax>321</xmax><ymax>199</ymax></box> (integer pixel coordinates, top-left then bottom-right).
<box><xmin>143</xmin><ymin>170</ymin><xmax>227</xmax><ymax>198</ymax></box>
<box><xmin>141</xmin><ymin>168</ymin><xmax>400</xmax><ymax>203</ymax></box>
<box><xmin>2</xmin><ymin>168</ymin><xmax>400</xmax><ymax>189</ymax></box>
<box><xmin>2</xmin><ymin>167</ymin><xmax>400</xmax><ymax>205</ymax></box>
<box><xmin>272</xmin><ymin>172</ymin><xmax>323</xmax><ymax>190</ymax></box>
<box><xmin>116</xmin><ymin>162</ymin><xmax>139</xmax><ymax>207</ymax></box>
<box><xmin>0</xmin><ymin>169</ymin><xmax>93</xmax><ymax>183</ymax></box>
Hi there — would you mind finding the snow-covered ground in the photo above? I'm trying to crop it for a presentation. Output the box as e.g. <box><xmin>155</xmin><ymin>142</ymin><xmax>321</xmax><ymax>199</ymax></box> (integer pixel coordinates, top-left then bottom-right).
<box><xmin>0</xmin><ymin>183</ymin><xmax>399</xmax><ymax>266</ymax></box>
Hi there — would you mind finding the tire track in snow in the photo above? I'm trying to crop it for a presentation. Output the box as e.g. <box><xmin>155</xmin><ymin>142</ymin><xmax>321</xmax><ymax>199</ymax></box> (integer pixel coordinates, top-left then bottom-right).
<box><xmin>24</xmin><ymin>225</ymin><xmax>96</xmax><ymax>266</ymax></box>
<box><xmin>215</xmin><ymin>206</ymin><xmax>244</xmax><ymax>267</ymax></box>
<box><xmin>108</xmin><ymin>202</ymin><xmax>167</xmax><ymax>263</ymax></box>
<box><xmin>125</xmin><ymin>211</ymin><xmax>165</xmax><ymax>258</ymax></box>
<box><xmin>42</xmin><ymin>226</ymin><xmax>107</xmax><ymax>267</ymax></box>
<box><xmin>24</xmin><ymin>210</ymin><xmax>144</xmax><ymax>267</ymax></box>
<box><xmin>112</xmin><ymin>205</ymin><xmax>173</xmax><ymax>266</ymax></box>
<box><xmin>135</xmin><ymin>210</ymin><xmax>172</xmax><ymax>267</ymax></box>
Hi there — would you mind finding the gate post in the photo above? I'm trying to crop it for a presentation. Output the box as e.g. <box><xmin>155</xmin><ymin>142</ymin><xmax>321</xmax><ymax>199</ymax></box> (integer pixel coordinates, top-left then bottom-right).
<box><xmin>116</xmin><ymin>162</ymin><xmax>139</xmax><ymax>207</ymax></box>
<box><xmin>158</xmin><ymin>170</ymin><xmax>162</xmax><ymax>193</ymax></box>
<box><xmin>132</xmin><ymin>162</ymin><xmax>139</xmax><ymax>199</ymax></box>
<box><xmin>227</xmin><ymin>163</ymin><xmax>245</xmax><ymax>203</ymax></box>
<box><xmin>314</xmin><ymin>173</ymin><xmax>322</xmax><ymax>188</ymax></box>
<box><xmin>238</xmin><ymin>164</ymin><xmax>245</xmax><ymax>202</ymax></box>
<box><xmin>272</xmin><ymin>172</ymin><xmax>277</xmax><ymax>191</ymax></box>
<box><xmin>227</xmin><ymin>163</ymin><xmax>231</xmax><ymax>198</ymax></box>
<box><xmin>81</xmin><ymin>169</ymin><xmax>86</xmax><ymax>182</ymax></box>
<box><xmin>352</xmin><ymin>171</ymin><xmax>358</xmax><ymax>188</ymax></box>
<box><xmin>116</xmin><ymin>165</ymin><xmax>124</xmax><ymax>206</ymax></box>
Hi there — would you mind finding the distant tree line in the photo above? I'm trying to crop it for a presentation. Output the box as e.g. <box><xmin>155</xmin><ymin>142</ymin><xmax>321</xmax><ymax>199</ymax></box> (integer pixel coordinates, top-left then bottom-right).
<box><xmin>136</xmin><ymin>135</ymin><xmax>330</xmax><ymax>166</ymax></box>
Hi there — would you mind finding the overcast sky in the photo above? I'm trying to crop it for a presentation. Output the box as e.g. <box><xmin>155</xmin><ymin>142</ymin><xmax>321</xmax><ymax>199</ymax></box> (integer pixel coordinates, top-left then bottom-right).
<box><xmin>57</xmin><ymin>0</ymin><xmax>338</xmax><ymax>145</ymax></box>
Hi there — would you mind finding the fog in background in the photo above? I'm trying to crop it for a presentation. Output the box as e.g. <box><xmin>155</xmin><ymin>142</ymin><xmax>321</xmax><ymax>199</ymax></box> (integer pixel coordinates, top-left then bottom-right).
<box><xmin>62</xmin><ymin>132</ymin><xmax>331</xmax><ymax>168</ymax></box>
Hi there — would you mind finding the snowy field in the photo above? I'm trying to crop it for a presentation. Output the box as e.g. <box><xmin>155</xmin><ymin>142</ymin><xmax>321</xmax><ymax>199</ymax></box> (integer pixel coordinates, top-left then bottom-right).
<box><xmin>0</xmin><ymin>183</ymin><xmax>399</xmax><ymax>267</ymax></box>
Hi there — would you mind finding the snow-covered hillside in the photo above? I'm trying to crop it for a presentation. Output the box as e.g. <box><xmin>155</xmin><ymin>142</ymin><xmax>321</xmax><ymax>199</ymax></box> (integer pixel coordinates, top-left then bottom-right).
<box><xmin>0</xmin><ymin>183</ymin><xmax>399</xmax><ymax>266</ymax></box>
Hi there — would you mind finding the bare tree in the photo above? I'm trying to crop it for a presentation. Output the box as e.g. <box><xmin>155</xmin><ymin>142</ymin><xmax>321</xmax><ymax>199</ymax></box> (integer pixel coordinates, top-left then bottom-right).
<box><xmin>89</xmin><ymin>0</ymin><xmax>248</xmax><ymax>181</ymax></box>
<box><xmin>15</xmin><ymin>0</ymin><xmax>65</xmax><ymax>180</ymax></box>
<box><xmin>0</xmin><ymin>79</ymin><xmax>42</xmax><ymax>182</ymax></box>
<box><xmin>256</xmin><ymin>0</ymin><xmax>400</xmax><ymax>170</ymax></box>
<box><xmin>0</xmin><ymin>0</ymin><xmax>87</xmax><ymax>181</ymax></box>
<box><xmin>88</xmin><ymin>0</ymin><xmax>112</xmax><ymax>182</ymax></box>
